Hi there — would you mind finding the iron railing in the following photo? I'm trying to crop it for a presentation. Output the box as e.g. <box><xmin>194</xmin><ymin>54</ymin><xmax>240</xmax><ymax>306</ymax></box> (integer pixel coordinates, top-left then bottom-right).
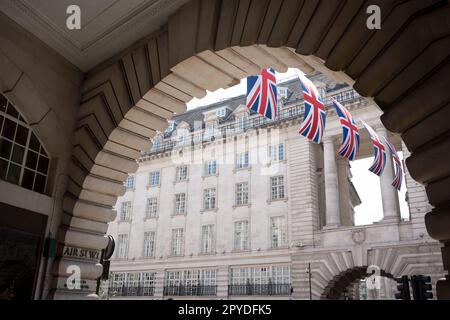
<box><xmin>163</xmin><ymin>285</ymin><xmax>217</xmax><ymax>296</ymax></box>
<box><xmin>228</xmin><ymin>283</ymin><xmax>292</xmax><ymax>296</ymax></box>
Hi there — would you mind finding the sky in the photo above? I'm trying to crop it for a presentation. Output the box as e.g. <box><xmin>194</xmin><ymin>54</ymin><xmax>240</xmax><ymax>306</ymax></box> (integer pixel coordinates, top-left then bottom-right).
<box><xmin>186</xmin><ymin>68</ymin><xmax>410</xmax><ymax>226</ymax></box>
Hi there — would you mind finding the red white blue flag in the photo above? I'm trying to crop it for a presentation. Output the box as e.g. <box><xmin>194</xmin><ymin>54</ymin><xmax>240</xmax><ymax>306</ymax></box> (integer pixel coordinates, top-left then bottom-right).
<box><xmin>246</xmin><ymin>68</ymin><xmax>278</xmax><ymax>120</ymax></box>
<box><xmin>332</xmin><ymin>99</ymin><xmax>360</xmax><ymax>161</ymax></box>
<box><xmin>383</xmin><ymin>137</ymin><xmax>403</xmax><ymax>191</ymax></box>
<box><xmin>360</xmin><ymin>120</ymin><xmax>386</xmax><ymax>176</ymax></box>
<box><xmin>297</xmin><ymin>71</ymin><xmax>326</xmax><ymax>144</ymax></box>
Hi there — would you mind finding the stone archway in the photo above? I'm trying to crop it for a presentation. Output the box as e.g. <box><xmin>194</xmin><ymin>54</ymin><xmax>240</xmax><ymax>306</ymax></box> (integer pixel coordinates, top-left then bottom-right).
<box><xmin>53</xmin><ymin>0</ymin><xmax>450</xmax><ymax>299</ymax></box>
<box><xmin>321</xmin><ymin>266</ymin><xmax>394</xmax><ymax>300</ymax></box>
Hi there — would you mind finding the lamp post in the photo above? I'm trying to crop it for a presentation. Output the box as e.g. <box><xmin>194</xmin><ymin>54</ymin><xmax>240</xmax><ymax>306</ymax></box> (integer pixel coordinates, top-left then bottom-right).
<box><xmin>306</xmin><ymin>263</ymin><xmax>312</xmax><ymax>300</ymax></box>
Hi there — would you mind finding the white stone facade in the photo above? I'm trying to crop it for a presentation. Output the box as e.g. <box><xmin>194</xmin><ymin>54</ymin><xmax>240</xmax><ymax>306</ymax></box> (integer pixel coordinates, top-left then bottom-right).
<box><xmin>107</xmin><ymin>79</ymin><xmax>444</xmax><ymax>300</ymax></box>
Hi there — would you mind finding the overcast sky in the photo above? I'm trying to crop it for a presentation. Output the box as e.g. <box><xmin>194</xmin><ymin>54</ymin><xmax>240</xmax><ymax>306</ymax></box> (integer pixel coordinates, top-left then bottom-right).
<box><xmin>186</xmin><ymin>68</ymin><xmax>409</xmax><ymax>226</ymax></box>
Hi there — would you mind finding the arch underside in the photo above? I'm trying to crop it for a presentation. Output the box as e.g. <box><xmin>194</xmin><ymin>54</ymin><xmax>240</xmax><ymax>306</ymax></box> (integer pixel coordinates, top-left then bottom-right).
<box><xmin>54</xmin><ymin>0</ymin><xmax>449</xmax><ymax>298</ymax></box>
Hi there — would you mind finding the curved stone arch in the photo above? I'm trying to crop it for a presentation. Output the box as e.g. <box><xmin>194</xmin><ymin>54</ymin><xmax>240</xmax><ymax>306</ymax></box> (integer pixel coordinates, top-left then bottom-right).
<box><xmin>320</xmin><ymin>266</ymin><xmax>394</xmax><ymax>300</ymax></box>
<box><xmin>53</xmin><ymin>0</ymin><xmax>450</xmax><ymax>298</ymax></box>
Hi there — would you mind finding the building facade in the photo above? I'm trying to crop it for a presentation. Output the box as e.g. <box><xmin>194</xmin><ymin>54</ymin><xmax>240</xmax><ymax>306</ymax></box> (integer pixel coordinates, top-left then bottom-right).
<box><xmin>107</xmin><ymin>74</ymin><xmax>445</xmax><ymax>300</ymax></box>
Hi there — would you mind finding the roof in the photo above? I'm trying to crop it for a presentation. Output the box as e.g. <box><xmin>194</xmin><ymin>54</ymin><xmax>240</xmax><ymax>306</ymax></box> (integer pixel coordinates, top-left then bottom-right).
<box><xmin>163</xmin><ymin>72</ymin><xmax>350</xmax><ymax>136</ymax></box>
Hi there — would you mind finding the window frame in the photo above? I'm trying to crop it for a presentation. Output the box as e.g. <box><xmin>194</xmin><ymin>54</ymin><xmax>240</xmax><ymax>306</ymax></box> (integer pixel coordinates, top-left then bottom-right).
<box><xmin>145</xmin><ymin>197</ymin><xmax>158</xmax><ymax>219</ymax></box>
<box><xmin>174</xmin><ymin>193</ymin><xmax>187</xmax><ymax>215</ymax></box>
<box><xmin>270</xmin><ymin>176</ymin><xmax>285</xmax><ymax>201</ymax></box>
<box><xmin>235</xmin><ymin>182</ymin><xmax>249</xmax><ymax>206</ymax></box>
<box><xmin>203</xmin><ymin>187</ymin><xmax>217</xmax><ymax>210</ymax></box>
<box><xmin>149</xmin><ymin>171</ymin><xmax>161</xmax><ymax>186</ymax></box>
<box><xmin>233</xmin><ymin>220</ymin><xmax>250</xmax><ymax>251</ymax></box>
<box><xmin>176</xmin><ymin>165</ymin><xmax>188</xmax><ymax>181</ymax></box>
<box><xmin>143</xmin><ymin>231</ymin><xmax>156</xmax><ymax>258</ymax></box>
<box><xmin>171</xmin><ymin>228</ymin><xmax>185</xmax><ymax>256</ymax></box>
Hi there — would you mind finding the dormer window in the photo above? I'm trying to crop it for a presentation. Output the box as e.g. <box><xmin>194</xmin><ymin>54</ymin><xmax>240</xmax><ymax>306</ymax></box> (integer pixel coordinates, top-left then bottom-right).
<box><xmin>216</xmin><ymin>108</ymin><xmax>226</xmax><ymax>117</ymax></box>
<box><xmin>278</xmin><ymin>87</ymin><xmax>288</xmax><ymax>99</ymax></box>
<box><xmin>167</xmin><ymin>121</ymin><xmax>176</xmax><ymax>132</ymax></box>
<box><xmin>152</xmin><ymin>136</ymin><xmax>162</xmax><ymax>151</ymax></box>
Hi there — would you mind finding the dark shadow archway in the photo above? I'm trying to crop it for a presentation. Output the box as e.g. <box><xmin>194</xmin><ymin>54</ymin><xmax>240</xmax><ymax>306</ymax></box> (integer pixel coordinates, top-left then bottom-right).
<box><xmin>320</xmin><ymin>266</ymin><xmax>394</xmax><ymax>300</ymax></box>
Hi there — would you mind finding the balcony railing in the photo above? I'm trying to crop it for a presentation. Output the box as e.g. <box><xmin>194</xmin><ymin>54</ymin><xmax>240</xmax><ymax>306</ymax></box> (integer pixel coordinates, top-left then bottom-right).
<box><xmin>146</xmin><ymin>89</ymin><xmax>363</xmax><ymax>156</ymax></box>
<box><xmin>108</xmin><ymin>285</ymin><xmax>154</xmax><ymax>297</ymax></box>
<box><xmin>163</xmin><ymin>285</ymin><xmax>217</xmax><ymax>296</ymax></box>
<box><xmin>228</xmin><ymin>283</ymin><xmax>292</xmax><ymax>296</ymax></box>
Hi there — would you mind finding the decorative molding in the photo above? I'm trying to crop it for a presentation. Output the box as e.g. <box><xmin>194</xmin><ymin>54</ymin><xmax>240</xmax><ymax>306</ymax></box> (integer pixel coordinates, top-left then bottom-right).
<box><xmin>351</xmin><ymin>228</ymin><xmax>366</xmax><ymax>244</ymax></box>
<box><xmin>1</xmin><ymin>0</ymin><xmax>188</xmax><ymax>71</ymax></box>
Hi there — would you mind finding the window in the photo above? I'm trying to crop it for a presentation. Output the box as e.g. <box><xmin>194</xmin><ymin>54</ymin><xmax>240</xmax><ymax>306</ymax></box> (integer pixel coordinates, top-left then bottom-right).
<box><xmin>152</xmin><ymin>137</ymin><xmax>162</xmax><ymax>151</ymax></box>
<box><xmin>201</xmin><ymin>269</ymin><xmax>217</xmax><ymax>287</ymax></box>
<box><xmin>272</xmin><ymin>265</ymin><xmax>291</xmax><ymax>284</ymax></box>
<box><xmin>278</xmin><ymin>87</ymin><xmax>288</xmax><ymax>99</ymax></box>
<box><xmin>171</xmin><ymin>228</ymin><xmax>184</xmax><ymax>256</ymax></box>
<box><xmin>109</xmin><ymin>272</ymin><xmax>155</xmax><ymax>296</ymax></box>
<box><xmin>109</xmin><ymin>272</ymin><xmax>126</xmax><ymax>295</ymax></box>
<box><xmin>174</xmin><ymin>193</ymin><xmax>186</xmax><ymax>215</ymax></box>
<box><xmin>229</xmin><ymin>265</ymin><xmax>291</xmax><ymax>296</ymax></box>
<box><xmin>201</xmin><ymin>225</ymin><xmax>215</xmax><ymax>254</ymax></box>
<box><xmin>141</xmin><ymin>272</ymin><xmax>156</xmax><ymax>296</ymax></box>
<box><xmin>167</xmin><ymin>121</ymin><xmax>176</xmax><ymax>132</ymax></box>
<box><xmin>143</xmin><ymin>231</ymin><xmax>156</xmax><ymax>257</ymax></box>
<box><xmin>177</xmin><ymin>129</ymin><xmax>190</xmax><ymax>146</ymax></box>
<box><xmin>206</xmin><ymin>121</ymin><xmax>218</xmax><ymax>137</ymax></box>
<box><xmin>120</xmin><ymin>201</ymin><xmax>132</xmax><ymax>221</ymax></box>
<box><xmin>164</xmin><ymin>269</ymin><xmax>217</xmax><ymax>296</ymax></box>
<box><xmin>236</xmin><ymin>152</ymin><xmax>249</xmax><ymax>169</ymax></box>
<box><xmin>117</xmin><ymin>234</ymin><xmax>129</xmax><ymax>259</ymax></box>
<box><xmin>270</xmin><ymin>143</ymin><xmax>285</xmax><ymax>161</ymax></box>
<box><xmin>270</xmin><ymin>216</ymin><xmax>287</xmax><ymax>248</ymax></box>
<box><xmin>271</xmin><ymin>176</ymin><xmax>285</xmax><ymax>200</ymax></box>
<box><xmin>235</xmin><ymin>182</ymin><xmax>249</xmax><ymax>206</ymax></box>
<box><xmin>176</xmin><ymin>165</ymin><xmax>188</xmax><ymax>181</ymax></box>
<box><xmin>0</xmin><ymin>93</ymin><xmax>50</xmax><ymax>194</ymax></box>
<box><xmin>165</xmin><ymin>271</ymin><xmax>182</xmax><ymax>287</ymax></box>
<box><xmin>203</xmin><ymin>188</ymin><xmax>216</xmax><ymax>210</ymax></box>
<box><xmin>237</xmin><ymin>116</ymin><xmax>247</xmax><ymax>130</ymax></box>
<box><xmin>145</xmin><ymin>197</ymin><xmax>158</xmax><ymax>218</ymax></box>
<box><xmin>234</xmin><ymin>220</ymin><xmax>249</xmax><ymax>251</ymax></box>
<box><xmin>204</xmin><ymin>160</ymin><xmax>217</xmax><ymax>176</ymax></box>
<box><xmin>124</xmin><ymin>176</ymin><xmax>135</xmax><ymax>189</ymax></box>
<box><xmin>216</xmin><ymin>108</ymin><xmax>226</xmax><ymax>117</ymax></box>
<box><xmin>149</xmin><ymin>171</ymin><xmax>160</xmax><ymax>186</ymax></box>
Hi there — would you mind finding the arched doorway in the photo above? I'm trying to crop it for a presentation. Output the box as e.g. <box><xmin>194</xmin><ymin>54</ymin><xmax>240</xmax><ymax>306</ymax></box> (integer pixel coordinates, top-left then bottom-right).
<box><xmin>3</xmin><ymin>0</ymin><xmax>446</xmax><ymax>299</ymax></box>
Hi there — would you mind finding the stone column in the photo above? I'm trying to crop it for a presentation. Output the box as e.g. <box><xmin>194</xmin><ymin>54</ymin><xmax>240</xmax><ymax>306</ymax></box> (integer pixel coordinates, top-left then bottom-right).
<box><xmin>337</xmin><ymin>157</ymin><xmax>353</xmax><ymax>226</ymax></box>
<box><xmin>375</xmin><ymin>126</ymin><xmax>401</xmax><ymax>222</ymax></box>
<box><xmin>323</xmin><ymin>137</ymin><xmax>341</xmax><ymax>228</ymax></box>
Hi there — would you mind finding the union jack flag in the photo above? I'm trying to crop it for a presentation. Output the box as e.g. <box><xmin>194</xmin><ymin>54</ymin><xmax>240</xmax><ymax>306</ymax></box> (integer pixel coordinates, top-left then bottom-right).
<box><xmin>246</xmin><ymin>68</ymin><xmax>278</xmax><ymax>120</ymax></box>
<box><xmin>297</xmin><ymin>71</ymin><xmax>326</xmax><ymax>144</ymax></box>
<box><xmin>383</xmin><ymin>137</ymin><xmax>403</xmax><ymax>191</ymax></box>
<box><xmin>332</xmin><ymin>99</ymin><xmax>360</xmax><ymax>161</ymax></box>
<box><xmin>360</xmin><ymin>120</ymin><xmax>386</xmax><ymax>176</ymax></box>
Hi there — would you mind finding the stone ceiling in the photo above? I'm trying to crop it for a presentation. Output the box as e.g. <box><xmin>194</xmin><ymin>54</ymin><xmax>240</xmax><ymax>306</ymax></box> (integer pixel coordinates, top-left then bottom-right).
<box><xmin>0</xmin><ymin>0</ymin><xmax>190</xmax><ymax>71</ymax></box>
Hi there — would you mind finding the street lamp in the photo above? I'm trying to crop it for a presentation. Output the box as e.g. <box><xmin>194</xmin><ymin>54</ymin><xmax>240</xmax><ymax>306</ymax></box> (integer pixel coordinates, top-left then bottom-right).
<box><xmin>305</xmin><ymin>263</ymin><xmax>312</xmax><ymax>300</ymax></box>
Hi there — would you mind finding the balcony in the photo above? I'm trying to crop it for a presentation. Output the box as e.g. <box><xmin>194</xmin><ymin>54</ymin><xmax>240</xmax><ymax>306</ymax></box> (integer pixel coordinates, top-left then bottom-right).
<box><xmin>108</xmin><ymin>285</ymin><xmax>154</xmax><ymax>297</ymax></box>
<box><xmin>228</xmin><ymin>283</ymin><xmax>292</xmax><ymax>296</ymax></box>
<box><xmin>163</xmin><ymin>285</ymin><xmax>217</xmax><ymax>297</ymax></box>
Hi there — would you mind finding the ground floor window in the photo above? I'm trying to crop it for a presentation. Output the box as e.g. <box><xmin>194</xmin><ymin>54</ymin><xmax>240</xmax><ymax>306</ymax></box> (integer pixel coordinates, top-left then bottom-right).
<box><xmin>229</xmin><ymin>264</ymin><xmax>291</xmax><ymax>296</ymax></box>
<box><xmin>108</xmin><ymin>272</ymin><xmax>156</xmax><ymax>297</ymax></box>
<box><xmin>164</xmin><ymin>269</ymin><xmax>217</xmax><ymax>296</ymax></box>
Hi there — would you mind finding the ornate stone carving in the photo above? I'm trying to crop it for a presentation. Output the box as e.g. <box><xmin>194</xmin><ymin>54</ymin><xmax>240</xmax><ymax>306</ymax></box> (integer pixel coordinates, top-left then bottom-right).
<box><xmin>351</xmin><ymin>228</ymin><xmax>366</xmax><ymax>244</ymax></box>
